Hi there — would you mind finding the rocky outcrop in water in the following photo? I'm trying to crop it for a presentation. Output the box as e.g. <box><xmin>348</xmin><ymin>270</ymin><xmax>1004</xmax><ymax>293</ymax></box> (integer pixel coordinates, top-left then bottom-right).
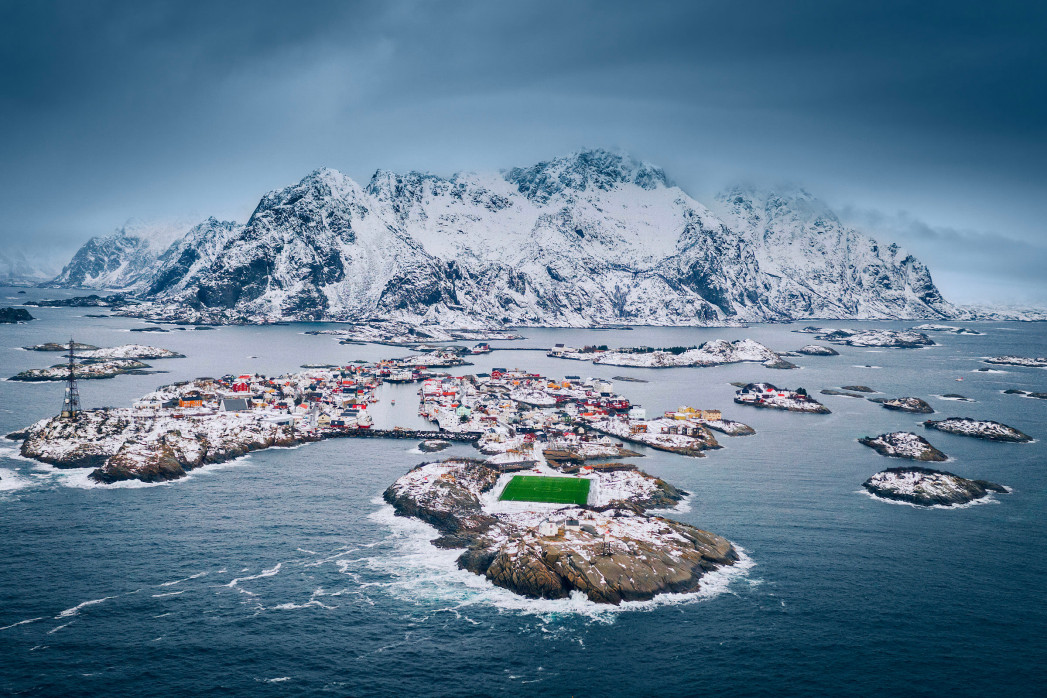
<box><xmin>863</xmin><ymin>467</ymin><xmax>1007</xmax><ymax>507</ymax></box>
<box><xmin>0</xmin><ymin>307</ymin><xmax>33</xmax><ymax>323</ymax></box>
<box><xmin>871</xmin><ymin>397</ymin><xmax>935</xmax><ymax>413</ymax></box>
<box><xmin>796</xmin><ymin>345</ymin><xmax>838</xmax><ymax>356</ymax></box>
<box><xmin>25</xmin><ymin>294</ymin><xmax>135</xmax><ymax>308</ymax></box>
<box><xmin>16</xmin><ymin>409</ymin><xmax>311</xmax><ymax>482</ymax></box>
<box><xmin>859</xmin><ymin>432</ymin><xmax>947</xmax><ymax>461</ymax></box>
<box><xmin>383</xmin><ymin>459</ymin><xmax>739</xmax><ymax>604</ymax></box>
<box><xmin>923</xmin><ymin>418</ymin><xmax>1031</xmax><ymax>443</ymax></box>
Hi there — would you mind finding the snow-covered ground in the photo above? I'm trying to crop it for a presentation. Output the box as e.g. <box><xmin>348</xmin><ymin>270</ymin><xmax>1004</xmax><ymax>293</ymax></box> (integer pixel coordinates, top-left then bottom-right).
<box><xmin>923</xmin><ymin>418</ymin><xmax>1031</xmax><ymax>442</ymax></box>
<box><xmin>807</xmin><ymin>328</ymin><xmax>935</xmax><ymax>348</ymax></box>
<box><xmin>591</xmin><ymin>339</ymin><xmax>793</xmax><ymax>368</ymax></box>
<box><xmin>983</xmin><ymin>356</ymin><xmax>1047</xmax><ymax>368</ymax></box>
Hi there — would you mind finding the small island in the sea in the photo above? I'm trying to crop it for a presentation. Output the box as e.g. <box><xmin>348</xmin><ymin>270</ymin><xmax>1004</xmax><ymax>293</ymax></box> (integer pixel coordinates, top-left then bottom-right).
<box><xmin>870</xmin><ymin>396</ymin><xmax>935</xmax><ymax>413</ymax></box>
<box><xmin>862</xmin><ymin>467</ymin><xmax>1007</xmax><ymax>507</ymax></box>
<box><xmin>384</xmin><ymin>458</ymin><xmax>739</xmax><ymax>604</ymax></box>
<box><xmin>549</xmin><ymin>338</ymin><xmax>797</xmax><ymax>369</ymax></box>
<box><xmin>9</xmin><ymin>344</ymin><xmax>184</xmax><ymax>381</ymax></box>
<box><xmin>923</xmin><ymin>417</ymin><xmax>1032</xmax><ymax>443</ymax></box>
<box><xmin>734</xmin><ymin>383</ymin><xmax>830</xmax><ymax>413</ymax></box>
<box><xmin>859</xmin><ymin>432</ymin><xmax>947</xmax><ymax>461</ymax></box>
<box><xmin>794</xmin><ymin>327</ymin><xmax>935</xmax><ymax>348</ymax></box>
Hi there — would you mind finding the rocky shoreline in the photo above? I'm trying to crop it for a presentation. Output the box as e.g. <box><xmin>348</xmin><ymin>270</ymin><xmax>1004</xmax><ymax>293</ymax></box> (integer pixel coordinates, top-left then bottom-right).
<box><xmin>383</xmin><ymin>458</ymin><xmax>739</xmax><ymax>604</ymax></box>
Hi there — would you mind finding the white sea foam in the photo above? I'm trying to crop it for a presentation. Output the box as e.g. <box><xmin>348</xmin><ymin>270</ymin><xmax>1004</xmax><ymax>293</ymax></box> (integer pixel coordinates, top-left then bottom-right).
<box><xmin>358</xmin><ymin>501</ymin><xmax>754</xmax><ymax>622</ymax></box>
<box><xmin>151</xmin><ymin>591</ymin><xmax>185</xmax><ymax>598</ymax></box>
<box><xmin>159</xmin><ymin>571</ymin><xmax>207</xmax><ymax>587</ymax></box>
<box><xmin>932</xmin><ymin>394</ymin><xmax>975</xmax><ymax>402</ymax></box>
<box><xmin>0</xmin><ymin>467</ymin><xmax>35</xmax><ymax>492</ymax></box>
<box><xmin>858</xmin><ymin>489</ymin><xmax>1000</xmax><ymax>510</ymax></box>
<box><xmin>226</xmin><ymin>563</ymin><xmax>282</xmax><ymax>588</ymax></box>
<box><xmin>0</xmin><ymin>616</ymin><xmax>44</xmax><ymax>631</ymax></box>
<box><xmin>56</xmin><ymin>596</ymin><xmax>116</xmax><ymax>618</ymax></box>
<box><xmin>648</xmin><ymin>491</ymin><xmax>693</xmax><ymax>515</ymax></box>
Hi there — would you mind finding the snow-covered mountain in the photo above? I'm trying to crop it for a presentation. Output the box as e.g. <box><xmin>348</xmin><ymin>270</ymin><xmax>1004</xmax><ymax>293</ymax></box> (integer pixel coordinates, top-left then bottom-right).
<box><xmin>48</xmin><ymin>220</ymin><xmax>192</xmax><ymax>289</ymax></box>
<box><xmin>0</xmin><ymin>249</ymin><xmax>60</xmax><ymax>285</ymax></box>
<box><xmin>712</xmin><ymin>185</ymin><xmax>952</xmax><ymax>320</ymax></box>
<box><xmin>54</xmin><ymin>149</ymin><xmax>959</xmax><ymax>325</ymax></box>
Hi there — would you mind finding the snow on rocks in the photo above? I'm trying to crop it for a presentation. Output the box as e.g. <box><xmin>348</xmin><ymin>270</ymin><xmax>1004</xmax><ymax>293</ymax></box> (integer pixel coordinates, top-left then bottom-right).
<box><xmin>9</xmin><ymin>344</ymin><xmax>182</xmax><ymax>381</ymax></box>
<box><xmin>870</xmin><ymin>397</ymin><xmax>934</xmax><ymax>414</ymax></box>
<box><xmin>306</xmin><ymin>322</ymin><xmax>522</xmax><ymax>345</ymax></box>
<box><xmin>586</xmin><ymin>416</ymin><xmax>720</xmax><ymax>457</ymax></box>
<box><xmin>733</xmin><ymin>383</ymin><xmax>830</xmax><ymax>413</ymax></box>
<box><xmin>809</xmin><ymin>328</ymin><xmax>935</xmax><ymax>348</ymax></box>
<box><xmin>76</xmin><ymin>344</ymin><xmax>184</xmax><ymax>360</ymax></box>
<box><xmin>795</xmin><ymin>344</ymin><xmax>839</xmax><ymax>356</ymax></box>
<box><xmin>983</xmin><ymin>356</ymin><xmax>1047</xmax><ymax>368</ymax></box>
<box><xmin>15</xmin><ymin>408</ymin><xmax>308</xmax><ymax>483</ymax></box>
<box><xmin>383</xmin><ymin>458</ymin><xmax>738</xmax><ymax>604</ymax></box>
<box><xmin>862</xmin><ymin>467</ymin><xmax>1007</xmax><ymax>507</ymax></box>
<box><xmin>591</xmin><ymin>339</ymin><xmax>795</xmax><ymax>369</ymax></box>
<box><xmin>10</xmin><ymin>359</ymin><xmax>152</xmax><ymax>381</ymax></box>
<box><xmin>911</xmin><ymin>324</ymin><xmax>983</xmax><ymax>335</ymax></box>
<box><xmin>923</xmin><ymin>418</ymin><xmax>1032</xmax><ymax>443</ymax></box>
<box><xmin>859</xmin><ymin>432</ymin><xmax>947</xmax><ymax>461</ymax></box>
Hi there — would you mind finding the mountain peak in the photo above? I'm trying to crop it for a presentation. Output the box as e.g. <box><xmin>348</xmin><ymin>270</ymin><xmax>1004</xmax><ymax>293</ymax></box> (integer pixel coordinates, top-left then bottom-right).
<box><xmin>504</xmin><ymin>148</ymin><xmax>671</xmax><ymax>203</ymax></box>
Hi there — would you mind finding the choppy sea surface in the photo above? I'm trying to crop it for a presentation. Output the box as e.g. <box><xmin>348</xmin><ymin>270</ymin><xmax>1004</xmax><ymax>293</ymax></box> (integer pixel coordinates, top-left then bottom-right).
<box><xmin>1</xmin><ymin>287</ymin><xmax>1045</xmax><ymax>696</ymax></box>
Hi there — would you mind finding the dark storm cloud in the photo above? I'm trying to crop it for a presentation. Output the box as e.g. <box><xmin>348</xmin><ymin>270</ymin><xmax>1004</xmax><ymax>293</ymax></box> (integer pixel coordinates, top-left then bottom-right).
<box><xmin>0</xmin><ymin>0</ymin><xmax>1044</xmax><ymax>302</ymax></box>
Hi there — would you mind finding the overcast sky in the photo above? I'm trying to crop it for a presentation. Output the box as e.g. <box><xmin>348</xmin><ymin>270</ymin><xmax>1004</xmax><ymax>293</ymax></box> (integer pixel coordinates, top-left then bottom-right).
<box><xmin>1</xmin><ymin>0</ymin><xmax>1045</xmax><ymax>304</ymax></box>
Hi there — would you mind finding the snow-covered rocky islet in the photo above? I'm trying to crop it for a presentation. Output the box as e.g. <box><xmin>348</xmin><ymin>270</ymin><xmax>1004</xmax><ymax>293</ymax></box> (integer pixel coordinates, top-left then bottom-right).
<box><xmin>862</xmin><ymin>467</ymin><xmax>1007</xmax><ymax>508</ymax></box>
<box><xmin>383</xmin><ymin>458</ymin><xmax>739</xmax><ymax>604</ymax></box>
<box><xmin>923</xmin><ymin>418</ymin><xmax>1032</xmax><ymax>443</ymax></box>
<box><xmin>859</xmin><ymin>432</ymin><xmax>947</xmax><ymax>462</ymax></box>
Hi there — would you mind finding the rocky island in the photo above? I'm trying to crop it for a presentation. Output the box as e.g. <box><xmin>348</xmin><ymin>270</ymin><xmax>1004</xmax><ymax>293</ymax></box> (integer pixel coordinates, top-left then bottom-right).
<box><xmin>862</xmin><ymin>467</ymin><xmax>1007</xmax><ymax>507</ymax></box>
<box><xmin>923</xmin><ymin>418</ymin><xmax>1032</xmax><ymax>443</ymax></box>
<box><xmin>383</xmin><ymin>458</ymin><xmax>739</xmax><ymax>604</ymax></box>
<box><xmin>734</xmin><ymin>383</ymin><xmax>830</xmax><ymax>413</ymax></box>
<box><xmin>983</xmin><ymin>356</ymin><xmax>1047</xmax><ymax>368</ymax></box>
<box><xmin>24</xmin><ymin>293</ymin><xmax>136</xmax><ymax>308</ymax></box>
<box><xmin>859</xmin><ymin>432</ymin><xmax>947</xmax><ymax>461</ymax></box>
<box><xmin>799</xmin><ymin>327</ymin><xmax>935</xmax><ymax>348</ymax></box>
<box><xmin>870</xmin><ymin>397</ymin><xmax>935</xmax><ymax>413</ymax></box>
<box><xmin>11</xmin><ymin>407</ymin><xmax>309</xmax><ymax>482</ymax></box>
<box><xmin>552</xmin><ymin>339</ymin><xmax>797</xmax><ymax>369</ymax></box>
<box><xmin>0</xmin><ymin>307</ymin><xmax>34</xmax><ymax>323</ymax></box>
<box><xmin>795</xmin><ymin>344</ymin><xmax>839</xmax><ymax>356</ymax></box>
<box><xmin>10</xmin><ymin>344</ymin><xmax>183</xmax><ymax>381</ymax></box>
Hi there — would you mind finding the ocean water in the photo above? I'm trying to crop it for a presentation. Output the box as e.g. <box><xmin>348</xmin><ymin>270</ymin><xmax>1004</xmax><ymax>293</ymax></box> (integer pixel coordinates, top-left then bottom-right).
<box><xmin>1</xmin><ymin>289</ymin><xmax>1045</xmax><ymax>696</ymax></box>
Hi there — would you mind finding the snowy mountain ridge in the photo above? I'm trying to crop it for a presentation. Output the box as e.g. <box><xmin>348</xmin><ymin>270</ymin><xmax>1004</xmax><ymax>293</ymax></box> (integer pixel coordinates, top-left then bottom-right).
<box><xmin>50</xmin><ymin>149</ymin><xmax>959</xmax><ymax>326</ymax></box>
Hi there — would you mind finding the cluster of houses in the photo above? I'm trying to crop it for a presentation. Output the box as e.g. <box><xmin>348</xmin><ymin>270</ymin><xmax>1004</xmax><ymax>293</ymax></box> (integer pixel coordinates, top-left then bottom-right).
<box><xmin>412</xmin><ymin>365</ymin><xmax>741</xmax><ymax>461</ymax></box>
<box><xmin>131</xmin><ymin>365</ymin><xmax>391</xmax><ymax>431</ymax></box>
<box><xmin>733</xmin><ymin>382</ymin><xmax>830</xmax><ymax>413</ymax></box>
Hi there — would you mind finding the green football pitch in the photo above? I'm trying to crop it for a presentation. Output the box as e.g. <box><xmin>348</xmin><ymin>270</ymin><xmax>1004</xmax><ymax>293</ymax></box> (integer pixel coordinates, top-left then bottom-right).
<box><xmin>498</xmin><ymin>475</ymin><xmax>591</xmax><ymax>505</ymax></box>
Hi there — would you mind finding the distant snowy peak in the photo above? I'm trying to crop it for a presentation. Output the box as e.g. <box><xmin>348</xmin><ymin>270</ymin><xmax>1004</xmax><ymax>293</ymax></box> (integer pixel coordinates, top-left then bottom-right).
<box><xmin>48</xmin><ymin>219</ymin><xmax>196</xmax><ymax>290</ymax></box>
<box><xmin>0</xmin><ymin>249</ymin><xmax>60</xmax><ymax>284</ymax></box>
